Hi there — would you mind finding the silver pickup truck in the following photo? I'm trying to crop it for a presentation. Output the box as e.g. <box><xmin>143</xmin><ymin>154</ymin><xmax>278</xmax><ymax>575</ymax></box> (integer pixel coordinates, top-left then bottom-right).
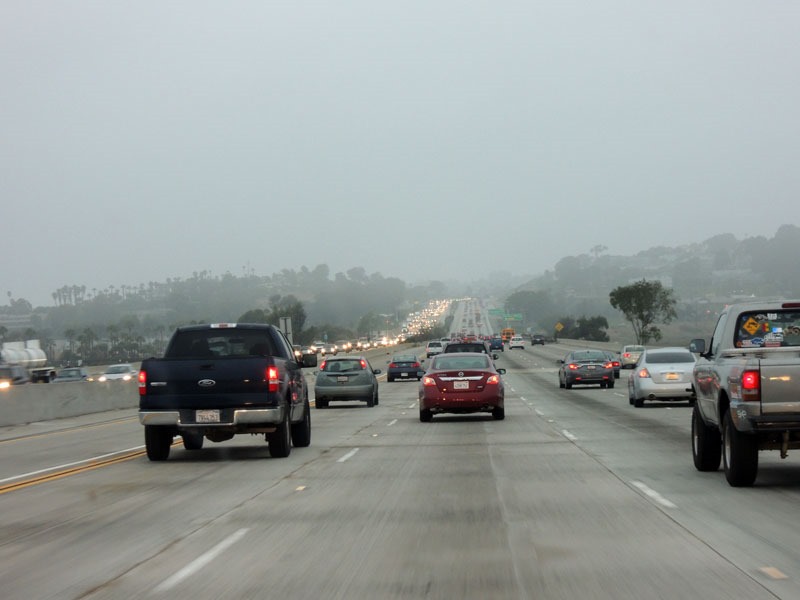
<box><xmin>690</xmin><ymin>301</ymin><xmax>800</xmax><ymax>486</ymax></box>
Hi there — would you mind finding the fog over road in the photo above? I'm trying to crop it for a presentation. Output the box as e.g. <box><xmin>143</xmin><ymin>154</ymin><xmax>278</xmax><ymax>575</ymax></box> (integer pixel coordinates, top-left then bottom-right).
<box><xmin>2</xmin><ymin>338</ymin><xmax>800</xmax><ymax>599</ymax></box>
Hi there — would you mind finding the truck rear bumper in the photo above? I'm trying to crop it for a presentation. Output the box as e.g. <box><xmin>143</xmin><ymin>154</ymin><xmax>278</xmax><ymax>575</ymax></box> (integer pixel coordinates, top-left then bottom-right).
<box><xmin>139</xmin><ymin>407</ymin><xmax>283</xmax><ymax>427</ymax></box>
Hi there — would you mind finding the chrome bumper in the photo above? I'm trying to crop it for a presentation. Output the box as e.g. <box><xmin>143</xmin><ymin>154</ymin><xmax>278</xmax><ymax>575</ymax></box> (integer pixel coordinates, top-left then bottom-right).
<box><xmin>139</xmin><ymin>407</ymin><xmax>283</xmax><ymax>426</ymax></box>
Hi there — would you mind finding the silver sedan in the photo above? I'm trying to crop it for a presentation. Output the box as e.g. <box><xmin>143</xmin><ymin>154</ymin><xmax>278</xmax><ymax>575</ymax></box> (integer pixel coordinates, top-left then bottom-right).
<box><xmin>628</xmin><ymin>347</ymin><xmax>696</xmax><ymax>408</ymax></box>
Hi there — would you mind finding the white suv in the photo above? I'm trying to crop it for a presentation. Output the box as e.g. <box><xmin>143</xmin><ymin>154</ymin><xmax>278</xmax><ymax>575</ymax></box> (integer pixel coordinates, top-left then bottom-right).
<box><xmin>509</xmin><ymin>336</ymin><xmax>526</xmax><ymax>350</ymax></box>
<box><xmin>425</xmin><ymin>340</ymin><xmax>444</xmax><ymax>357</ymax></box>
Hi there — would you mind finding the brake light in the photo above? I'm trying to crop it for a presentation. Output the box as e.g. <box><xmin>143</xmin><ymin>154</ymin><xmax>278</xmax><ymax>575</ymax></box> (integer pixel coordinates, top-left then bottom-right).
<box><xmin>604</xmin><ymin>362</ymin><xmax>614</xmax><ymax>369</ymax></box>
<box><xmin>411</xmin><ymin>362</ymin><xmax>420</xmax><ymax>368</ymax></box>
<box><xmin>623</xmin><ymin>353</ymin><xmax>631</xmax><ymax>358</ymax></box>
<box><xmin>741</xmin><ymin>369</ymin><xmax>760</xmax><ymax>402</ymax></box>
<box><xmin>267</xmin><ymin>366</ymin><xmax>279</xmax><ymax>392</ymax></box>
<box><xmin>389</xmin><ymin>363</ymin><xmax>397</xmax><ymax>368</ymax></box>
<box><xmin>360</xmin><ymin>359</ymin><xmax>367</xmax><ymax>369</ymax></box>
<box><xmin>568</xmin><ymin>363</ymin><xmax>580</xmax><ymax>370</ymax></box>
<box><xmin>637</xmin><ymin>368</ymin><xmax>651</xmax><ymax>378</ymax></box>
<box><xmin>422</xmin><ymin>376</ymin><xmax>437</xmax><ymax>386</ymax></box>
<box><xmin>138</xmin><ymin>370</ymin><xmax>147</xmax><ymax>395</ymax></box>
<box><xmin>319</xmin><ymin>360</ymin><xmax>326</xmax><ymax>371</ymax></box>
<box><xmin>486</xmin><ymin>375</ymin><xmax>500</xmax><ymax>385</ymax></box>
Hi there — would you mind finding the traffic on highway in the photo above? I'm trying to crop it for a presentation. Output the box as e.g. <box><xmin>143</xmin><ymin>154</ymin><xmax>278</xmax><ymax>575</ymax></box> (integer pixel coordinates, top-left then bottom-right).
<box><xmin>2</xmin><ymin>299</ymin><xmax>800</xmax><ymax>599</ymax></box>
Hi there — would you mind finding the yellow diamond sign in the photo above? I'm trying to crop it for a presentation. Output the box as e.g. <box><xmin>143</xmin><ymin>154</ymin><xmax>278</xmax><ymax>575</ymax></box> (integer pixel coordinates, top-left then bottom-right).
<box><xmin>742</xmin><ymin>317</ymin><xmax>760</xmax><ymax>336</ymax></box>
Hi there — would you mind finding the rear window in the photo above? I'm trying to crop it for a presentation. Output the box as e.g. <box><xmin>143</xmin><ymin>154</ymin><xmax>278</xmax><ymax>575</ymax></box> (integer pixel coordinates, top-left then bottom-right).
<box><xmin>570</xmin><ymin>351</ymin><xmax>607</xmax><ymax>362</ymax></box>
<box><xmin>735</xmin><ymin>310</ymin><xmax>800</xmax><ymax>348</ymax></box>
<box><xmin>166</xmin><ymin>330</ymin><xmax>277</xmax><ymax>358</ymax></box>
<box><xmin>322</xmin><ymin>359</ymin><xmax>365</xmax><ymax>372</ymax></box>
<box><xmin>433</xmin><ymin>355</ymin><xmax>490</xmax><ymax>370</ymax></box>
<box><xmin>427</xmin><ymin>342</ymin><xmax>442</xmax><ymax>348</ymax></box>
<box><xmin>645</xmin><ymin>351</ymin><xmax>695</xmax><ymax>364</ymax></box>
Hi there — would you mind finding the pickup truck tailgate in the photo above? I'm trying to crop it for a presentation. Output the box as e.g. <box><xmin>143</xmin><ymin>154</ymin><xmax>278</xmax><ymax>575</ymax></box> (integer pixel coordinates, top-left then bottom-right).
<box><xmin>760</xmin><ymin>355</ymin><xmax>800</xmax><ymax>414</ymax></box>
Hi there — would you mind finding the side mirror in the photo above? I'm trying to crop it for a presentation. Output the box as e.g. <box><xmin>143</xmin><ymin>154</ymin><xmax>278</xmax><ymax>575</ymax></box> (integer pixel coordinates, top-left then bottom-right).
<box><xmin>492</xmin><ymin>353</ymin><xmax>499</xmax><ymax>360</ymax></box>
<box><xmin>497</xmin><ymin>368</ymin><xmax>506</xmax><ymax>375</ymax></box>
<box><xmin>373</xmin><ymin>369</ymin><xmax>382</xmax><ymax>375</ymax></box>
<box><xmin>689</xmin><ymin>339</ymin><xmax>706</xmax><ymax>354</ymax></box>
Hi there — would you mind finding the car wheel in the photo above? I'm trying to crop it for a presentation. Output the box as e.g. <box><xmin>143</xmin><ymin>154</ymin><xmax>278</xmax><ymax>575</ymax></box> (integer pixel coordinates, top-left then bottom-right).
<box><xmin>291</xmin><ymin>399</ymin><xmax>311</xmax><ymax>447</ymax></box>
<box><xmin>315</xmin><ymin>398</ymin><xmax>328</xmax><ymax>409</ymax></box>
<box><xmin>419</xmin><ymin>408</ymin><xmax>433</xmax><ymax>422</ymax></box>
<box><xmin>145</xmin><ymin>426</ymin><xmax>173</xmax><ymax>461</ymax></box>
<box><xmin>722</xmin><ymin>411</ymin><xmax>758</xmax><ymax>486</ymax></box>
<box><xmin>387</xmin><ymin>376</ymin><xmax>393</xmax><ymax>382</ymax></box>
<box><xmin>181</xmin><ymin>431</ymin><xmax>204</xmax><ymax>451</ymax></box>
<box><xmin>492</xmin><ymin>407</ymin><xmax>505</xmax><ymax>420</ymax></box>
<box><xmin>267</xmin><ymin>407</ymin><xmax>292</xmax><ymax>458</ymax></box>
<box><xmin>366</xmin><ymin>392</ymin><xmax>375</xmax><ymax>407</ymax></box>
<box><xmin>607</xmin><ymin>381</ymin><xmax>615</xmax><ymax>389</ymax></box>
<box><xmin>374</xmin><ymin>388</ymin><xmax>379</xmax><ymax>406</ymax></box>
<box><xmin>634</xmin><ymin>396</ymin><xmax>644</xmax><ymax>408</ymax></box>
<box><xmin>565</xmin><ymin>381</ymin><xmax>572</xmax><ymax>390</ymax></box>
<box><xmin>692</xmin><ymin>405</ymin><xmax>721</xmax><ymax>472</ymax></box>
<box><xmin>559</xmin><ymin>376</ymin><xmax>565</xmax><ymax>389</ymax></box>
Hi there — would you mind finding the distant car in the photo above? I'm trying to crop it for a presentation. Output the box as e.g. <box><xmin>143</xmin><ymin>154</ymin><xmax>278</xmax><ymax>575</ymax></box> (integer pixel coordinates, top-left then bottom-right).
<box><xmin>425</xmin><ymin>340</ymin><xmax>445</xmax><ymax>358</ymax></box>
<box><xmin>531</xmin><ymin>334</ymin><xmax>546</xmax><ymax>345</ymax></box>
<box><xmin>419</xmin><ymin>352</ymin><xmax>506</xmax><ymax>421</ymax></box>
<box><xmin>628</xmin><ymin>347</ymin><xmax>696</xmax><ymax>407</ymax></box>
<box><xmin>335</xmin><ymin>340</ymin><xmax>352</xmax><ymax>353</ymax></box>
<box><xmin>0</xmin><ymin>364</ymin><xmax>30</xmax><ymax>388</ymax></box>
<box><xmin>508</xmin><ymin>336</ymin><xmax>526</xmax><ymax>350</ymax></box>
<box><xmin>601</xmin><ymin>350</ymin><xmax>621</xmax><ymax>379</ymax></box>
<box><xmin>558</xmin><ymin>350</ymin><xmax>615</xmax><ymax>389</ymax></box>
<box><xmin>387</xmin><ymin>354</ymin><xmax>423</xmax><ymax>382</ymax></box>
<box><xmin>488</xmin><ymin>336</ymin><xmax>504</xmax><ymax>352</ymax></box>
<box><xmin>97</xmin><ymin>363</ymin><xmax>137</xmax><ymax>382</ymax></box>
<box><xmin>52</xmin><ymin>367</ymin><xmax>89</xmax><ymax>383</ymax></box>
<box><xmin>314</xmin><ymin>356</ymin><xmax>380</xmax><ymax>408</ymax></box>
<box><xmin>620</xmin><ymin>345</ymin><xmax>645</xmax><ymax>368</ymax></box>
<box><xmin>319</xmin><ymin>342</ymin><xmax>337</xmax><ymax>356</ymax></box>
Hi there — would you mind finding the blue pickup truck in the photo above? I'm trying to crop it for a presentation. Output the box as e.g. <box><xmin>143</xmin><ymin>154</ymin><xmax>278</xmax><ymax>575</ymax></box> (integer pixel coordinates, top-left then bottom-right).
<box><xmin>138</xmin><ymin>323</ymin><xmax>317</xmax><ymax>461</ymax></box>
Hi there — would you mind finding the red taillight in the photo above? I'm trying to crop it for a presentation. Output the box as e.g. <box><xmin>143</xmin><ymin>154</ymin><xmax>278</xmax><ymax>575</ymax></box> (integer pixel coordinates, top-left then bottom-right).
<box><xmin>138</xmin><ymin>370</ymin><xmax>146</xmax><ymax>395</ymax></box>
<box><xmin>637</xmin><ymin>368</ymin><xmax>651</xmax><ymax>379</ymax></box>
<box><xmin>741</xmin><ymin>369</ymin><xmax>760</xmax><ymax>401</ymax></box>
<box><xmin>411</xmin><ymin>362</ymin><xmax>420</xmax><ymax>368</ymax></box>
<box><xmin>623</xmin><ymin>353</ymin><xmax>631</xmax><ymax>358</ymax></box>
<box><xmin>486</xmin><ymin>375</ymin><xmax>500</xmax><ymax>385</ymax></box>
<box><xmin>389</xmin><ymin>363</ymin><xmax>397</xmax><ymax>368</ymax></box>
<box><xmin>319</xmin><ymin>360</ymin><xmax>327</xmax><ymax>371</ymax></box>
<box><xmin>360</xmin><ymin>359</ymin><xmax>367</xmax><ymax>369</ymax></box>
<box><xmin>568</xmin><ymin>363</ymin><xmax>580</xmax><ymax>370</ymax></box>
<box><xmin>604</xmin><ymin>362</ymin><xmax>614</xmax><ymax>369</ymax></box>
<box><xmin>267</xmin><ymin>366</ymin><xmax>279</xmax><ymax>393</ymax></box>
<box><xmin>422</xmin><ymin>376</ymin><xmax>437</xmax><ymax>387</ymax></box>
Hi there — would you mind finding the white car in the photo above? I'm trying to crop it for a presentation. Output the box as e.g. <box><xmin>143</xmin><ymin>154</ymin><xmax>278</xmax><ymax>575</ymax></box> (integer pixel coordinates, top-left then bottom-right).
<box><xmin>425</xmin><ymin>340</ymin><xmax>444</xmax><ymax>357</ymax></box>
<box><xmin>97</xmin><ymin>363</ymin><xmax>138</xmax><ymax>382</ymax></box>
<box><xmin>628</xmin><ymin>347</ymin><xmax>696</xmax><ymax>407</ymax></box>
<box><xmin>508</xmin><ymin>336</ymin><xmax>526</xmax><ymax>350</ymax></box>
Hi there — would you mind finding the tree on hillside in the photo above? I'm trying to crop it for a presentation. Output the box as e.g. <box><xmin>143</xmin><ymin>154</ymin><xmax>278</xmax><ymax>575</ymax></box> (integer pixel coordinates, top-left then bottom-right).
<box><xmin>609</xmin><ymin>280</ymin><xmax>677</xmax><ymax>344</ymax></box>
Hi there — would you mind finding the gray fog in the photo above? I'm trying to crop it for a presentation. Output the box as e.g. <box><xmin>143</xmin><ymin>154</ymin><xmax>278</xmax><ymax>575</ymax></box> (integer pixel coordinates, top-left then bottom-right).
<box><xmin>2</xmin><ymin>1</ymin><xmax>798</xmax><ymax>306</ymax></box>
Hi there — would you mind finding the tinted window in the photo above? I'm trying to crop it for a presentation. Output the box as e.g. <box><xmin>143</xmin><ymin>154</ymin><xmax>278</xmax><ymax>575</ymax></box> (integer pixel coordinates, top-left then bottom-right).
<box><xmin>433</xmin><ymin>355</ymin><xmax>490</xmax><ymax>370</ymax></box>
<box><xmin>645</xmin><ymin>352</ymin><xmax>695</xmax><ymax>364</ymax></box>
<box><xmin>570</xmin><ymin>352</ymin><xmax>607</xmax><ymax>362</ymax></box>
<box><xmin>322</xmin><ymin>359</ymin><xmax>364</xmax><ymax>372</ymax></box>
<box><xmin>166</xmin><ymin>330</ymin><xmax>277</xmax><ymax>358</ymax></box>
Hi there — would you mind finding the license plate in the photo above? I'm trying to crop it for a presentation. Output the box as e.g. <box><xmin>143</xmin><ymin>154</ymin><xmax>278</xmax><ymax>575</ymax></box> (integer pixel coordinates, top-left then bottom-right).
<box><xmin>454</xmin><ymin>381</ymin><xmax>469</xmax><ymax>390</ymax></box>
<box><xmin>587</xmin><ymin>365</ymin><xmax>596</xmax><ymax>370</ymax></box>
<box><xmin>337</xmin><ymin>376</ymin><xmax>349</xmax><ymax>383</ymax></box>
<box><xmin>665</xmin><ymin>372</ymin><xmax>679</xmax><ymax>380</ymax></box>
<box><xmin>196</xmin><ymin>409</ymin><xmax>220</xmax><ymax>423</ymax></box>
<box><xmin>401</xmin><ymin>373</ymin><xmax>409</xmax><ymax>378</ymax></box>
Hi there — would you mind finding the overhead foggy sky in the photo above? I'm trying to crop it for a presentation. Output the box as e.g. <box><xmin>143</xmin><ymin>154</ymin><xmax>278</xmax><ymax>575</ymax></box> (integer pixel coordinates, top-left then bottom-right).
<box><xmin>2</xmin><ymin>1</ymin><xmax>799</xmax><ymax>307</ymax></box>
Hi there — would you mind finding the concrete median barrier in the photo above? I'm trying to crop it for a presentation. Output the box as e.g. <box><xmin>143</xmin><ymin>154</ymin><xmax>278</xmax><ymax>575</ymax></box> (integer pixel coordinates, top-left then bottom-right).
<box><xmin>0</xmin><ymin>382</ymin><xmax>139</xmax><ymax>427</ymax></box>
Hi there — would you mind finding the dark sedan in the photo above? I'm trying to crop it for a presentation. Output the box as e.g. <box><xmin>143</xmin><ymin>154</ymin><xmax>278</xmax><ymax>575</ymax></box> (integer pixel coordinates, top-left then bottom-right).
<box><xmin>387</xmin><ymin>354</ymin><xmax>423</xmax><ymax>382</ymax></box>
<box><xmin>558</xmin><ymin>350</ymin><xmax>615</xmax><ymax>389</ymax></box>
<box><xmin>419</xmin><ymin>352</ymin><xmax>506</xmax><ymax>421</ymax></box>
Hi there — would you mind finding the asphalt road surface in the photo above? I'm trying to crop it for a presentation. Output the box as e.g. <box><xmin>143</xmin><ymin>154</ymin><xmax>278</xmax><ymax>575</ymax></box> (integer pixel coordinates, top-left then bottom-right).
<box><xmin>1</xmin><ymin>342</ymin><xmax>799</xmax><ymax>599</ymax></box>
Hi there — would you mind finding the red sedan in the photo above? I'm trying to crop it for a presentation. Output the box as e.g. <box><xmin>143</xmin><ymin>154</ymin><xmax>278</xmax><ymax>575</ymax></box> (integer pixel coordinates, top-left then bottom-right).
<box><xmin>418</xmin><ymin>352</ymin><xmax>506</xmax><ymax>422</ymax></box>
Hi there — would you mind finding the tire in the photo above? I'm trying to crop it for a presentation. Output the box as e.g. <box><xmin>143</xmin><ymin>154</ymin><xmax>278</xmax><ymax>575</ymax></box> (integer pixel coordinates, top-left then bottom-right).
<box><xmin>607</xmin><ymin>381</ymin><xmax>615</xmax><ymax>389</ymax></box>
<box><xmin>600</xmin><ymin>382</ymin><xmax>607</xmax><ymax>389</ymax></box>
<box><xmin>565</xmin><ymin>381</ymin><xmax>572</xmax><ymax>390</ymax></box>
<box><xmin>181</xmin><ymin>431</ymin><xmax>204</xmax><ymax>450</ymax></box>
<box><xmin>419</xmin><ymin>408</ymin><xmax>433</xmax><ymax>422</ymax></box>
<box><xmin>374</xmin><ymin>390</ymin><xmax>379</xmax><ymax>406</ymax></box>
<box><xmin>634</xmin><ymin>396</ymin><xmax>644</xmax><ymax>408</ymax></box>
<box><xmin>387</xmin><ymin>376</ymin><xmax>393</xmax><ymax>382</ymax></box>
<box><xmin>722</xmin><ymin>412</ymin><xmax>758</xmax><ymax>486</ymax></box>
<box><xmin>291</xmin><ymin>399</ymin><xmax>311</xmax><ymax>447</ymax></box>
<box><xmin>366</xmin><ymin>392</ymin><xmax>375</xmax><ymax>407</ymax></box>
<box><xmin>267</xmin><ymin>406</ymin><xmax>292</xmax><ymax>458</ymax></box>
<box><xmin>315</xmin><ymin>398</ymin><xmax>328</xmax><ymax>409</ymax></box>
<box><xmin>492</xmin><ymin>407</ymin><xmax>505</xmax><ymax>420</ymax></box>
<box><xmin>559</xmin><ymin>377</ymin><xmax>565</xmax><ymax>389</ymax></box>
<box><xmin>145</xmin><ymin>426</ymin><xmax>173</xmax><ymax>461</ymax></box>
<box><xmin>692</xmin><ymin>405</ymin><xmax>721</xmax><ymax>472</ymax></box>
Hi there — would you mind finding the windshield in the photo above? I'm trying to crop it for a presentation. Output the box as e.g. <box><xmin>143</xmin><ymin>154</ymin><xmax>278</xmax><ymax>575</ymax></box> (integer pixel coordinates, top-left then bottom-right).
<box><xmin>735</xmin><ymin>310</ymin><xmax>800</xmax><ymax>348</ymax></box>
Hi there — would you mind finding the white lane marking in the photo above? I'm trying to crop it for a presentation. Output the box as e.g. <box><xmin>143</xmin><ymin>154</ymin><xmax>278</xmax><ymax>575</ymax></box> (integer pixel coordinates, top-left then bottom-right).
<box><xmin>337</xmin><ymin>448</ymin><xmax>360</xmax><ymax>463</ymax></box>
<box><xmin>408</xmin><ymin>403</ymin><xmax>417</xmax><ymax>409</ymax></box>
<box><xmin>154</xmin><ymin>528</ymin><xmax>249</xmax><ymax>593</ymax></box>
<box><xmin>631</xmin><ymin>481</ymin><xmax>678</xmax><ymax>509</ymax></box>
<box><xmin>534</xmin><ymin>409</ymin><xmax>544</xmax><ymax>416</ymax></box>
<box><xmin>387</xmin><ymin>419</ymin><xmax>397</xmax><ymax>427</ymax></box>
<box><xmin>0</xmin><ymin>445</ymin><xmax>145</xmax><ymax>484</ymax></box>
<box><xmin>613</xmin><ymin>392</ymin><xmax>625</xmax><ymax>398</ymax></box>
<box><xmin>562</xmin><ymin>430</ymin><xmax>577</xmax><ymax>441</ymax></box>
